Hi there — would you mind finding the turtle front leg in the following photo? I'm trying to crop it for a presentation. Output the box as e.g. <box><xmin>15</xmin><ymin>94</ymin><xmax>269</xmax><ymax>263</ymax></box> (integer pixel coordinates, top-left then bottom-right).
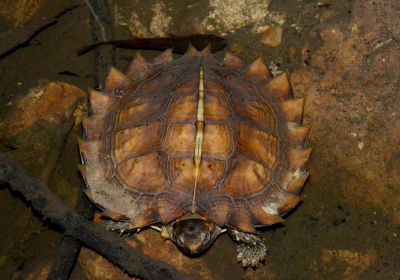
<box><xmin>227</xmin><ymin>228</ymin><xmax>267</xmax><ymax>268</ymax></box>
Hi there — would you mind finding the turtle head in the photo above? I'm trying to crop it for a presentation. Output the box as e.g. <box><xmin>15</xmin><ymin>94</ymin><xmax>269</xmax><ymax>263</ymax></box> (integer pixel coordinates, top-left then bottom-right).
<box><xmin>163</xmin><ymin>214</ymin><xmax>221</xmax><ymax>256</ymax></box>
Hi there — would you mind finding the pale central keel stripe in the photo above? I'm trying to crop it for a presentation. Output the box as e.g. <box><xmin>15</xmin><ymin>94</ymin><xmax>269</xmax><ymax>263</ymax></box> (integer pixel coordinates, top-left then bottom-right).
<box><xmin>191</xmin><ymin>66</ymin><xmax>205</xmax><ymax>213</ymax></box>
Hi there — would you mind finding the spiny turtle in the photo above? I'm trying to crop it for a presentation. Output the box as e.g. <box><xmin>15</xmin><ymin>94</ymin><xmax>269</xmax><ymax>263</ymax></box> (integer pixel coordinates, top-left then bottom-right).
<box><xmin>79</xmin><ymin>45</ymin><xmax>311</xmax><ymax>267</ymax></box>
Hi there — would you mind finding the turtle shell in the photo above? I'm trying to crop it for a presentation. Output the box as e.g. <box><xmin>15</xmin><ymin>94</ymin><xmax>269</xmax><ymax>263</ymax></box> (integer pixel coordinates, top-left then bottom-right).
<box><xmin>79</xmin><ymin>46</ymin><xmax>311</xmax><ymax>234</ymax></box>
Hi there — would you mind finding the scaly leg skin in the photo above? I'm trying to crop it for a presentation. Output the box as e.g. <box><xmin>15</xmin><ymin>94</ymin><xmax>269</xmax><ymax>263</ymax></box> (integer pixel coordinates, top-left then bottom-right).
<box><xmin>227</xmin><ymin>228</ymin><xmax>267</xmax><ymax>268</ymax></box>
<box><xmin>103</xmin><ymin>220</ymin><xmax>134</xmax><ymax>235</ymax></box>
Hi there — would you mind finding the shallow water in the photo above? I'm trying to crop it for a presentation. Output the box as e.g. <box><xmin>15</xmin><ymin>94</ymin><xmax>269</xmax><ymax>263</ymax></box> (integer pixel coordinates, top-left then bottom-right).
<box><xmin>0</xmin><ymin>0</ymin><xmax>399</xmax><ymax>279</ymax></box>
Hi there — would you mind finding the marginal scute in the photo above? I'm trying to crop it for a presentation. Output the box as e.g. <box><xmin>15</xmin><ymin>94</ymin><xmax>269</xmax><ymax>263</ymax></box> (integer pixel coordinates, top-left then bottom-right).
<box><xmin>223</xmin><ymin>52</ymin><xmax>245</xmax><ymax>68</ymax></box>
<box><xmin>105</xmin><ymin>67</ymin><xmax>129</xmax><ymax>90</ymax></box>
<box><xmin>90</xmin><ymin>89</ymin><xmax>115</xmax><ymax>115</ymax></box>
<box><xmin>201</xmin><ymin>195</ymin><xmax>231</xmax><ymax>227</ymax></box>
<box><xmin>82</xmin><ymin>116</ymin><xmax>108</xmax><ymax>139</ymax></box>
<box><xmin>78</xmin><ymin>138</ymin><xmax>102</xmax><ymax>163</ymax></box>
<box><xmin>280</xmin><ymin>97</ymin><xmax>305</xmax><ymax>123</ymax></box>
<box><xmin>157</xmin><ymin>193</ymin><xmax>187</xmax><ymax>224</ymax></box>
<box><xmin>280</xmin><ymin>169</ymin><xmax>310</xmax><ymax>194</ymax></box>
<box><xmin>245</xmin><ymin>57</ymin><xmax>270</xmax><ymax>81</ymax></box>
<box><xmin>277</xmin><ymin>193</ymin><xmax>302</xmax><ymax>215</ymax></box>
<box><xmin>226</xmin><ymin>200</ymin><xmax>257</xmax><ymax>233</ymax></box>
<box><xmin>248</xmin><ymin>199</ymin><xmax>284</xmax><ymax>226</ymax></box>
<box><xmin>200</xmin><ymin>45</ymin><xmax>212</xmax><ymax>57</ymax></box>
<box><xmin>287</xmin><ymin>122</ymin><xmax>311</xmax><ymax>146</ymax></box>
<box><xmin>152</xmin><ymin>48</ymin><xmax>173</xmax><ymax>69</ymax></box>
<box><xmin>180</xmin><ymin>43</ymin><xmax>199</xmax><ymax>60</ymax></box>
<box><xmin>130</xmin><ymin>195</ymin><xmax>159</xmax><ymax>228</ymax></box>
<box><xmin>288</xmin><ymin>147</ymin><xmax>312</xmax><ymax>169</ymax></box>
<box><xmin>262</xmin><ymin>73</ymin><xmax>291</xmax><ymax>101</ymax></box>
<box><xmin>127</xmin><ymin>53</ymin><xmax>151</xmax><ymax>80</ymax></box>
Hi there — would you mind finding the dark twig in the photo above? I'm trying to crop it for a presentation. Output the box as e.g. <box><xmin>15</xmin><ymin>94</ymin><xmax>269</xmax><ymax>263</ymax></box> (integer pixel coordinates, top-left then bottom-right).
<box><xmin>0</xmin><ymin>156</ymin><xmax>194</xmax><ymax>280</ymax></box>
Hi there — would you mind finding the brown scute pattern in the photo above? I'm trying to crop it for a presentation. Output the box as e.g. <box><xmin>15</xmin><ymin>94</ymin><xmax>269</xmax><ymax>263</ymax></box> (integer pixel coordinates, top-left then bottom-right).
<box><xmin>117</xmin><ymin>94</ymin><xmax>167</xmax><ymax>128</ymax></box>
<box><xmin>129</xmin><ymin>195</ymin><xmax>159</xmax><ymax>228</ymax></box>
<box><xmin>247</xmin><ymin>197</ymin><xmax>284</xmax><ymax>226</ymax></box>
<box><xmin>279</xmin><ymin>168</ymin><xmax>310</xmax><ymax>194</ymax></box>
<box><xmin>204</xmin><ymin>95</ymin><xmax>232</xmax><ymax>122</ymax></box>
<box><xmin>114</xmin><ymin>121</ymin><xmax>163</xmax><ymax>163</ymax></box>
<box><xmin>157</xmin><ymin>192</ymin><xmax>189</xmax><ymax>224</ymax></box>
<box><xmin>245</xmin><ymin>58</ymin><xmax>271</xmax><ymax>81</ymax></box>
<box><xmin>204</xmin><ymin>77</ymin><xmax>229</xmax><ymax>95</ymax></box>
<box><xmin>105</xmin><ymin>67</ymin><xmax>129</xmax><ymax>90</ymax></box>
<box><xmin>226</xmin><ymin>200</ymin><xmax>256</xmax><ymax>233</ymax></box>
<box><xmin>169</xmin><ymin>158</ymin><xmax>225</xmax><ymax>193</ymax></box>
<box><xmin>200</xmin><ymin>195</ymin><xmax>231</xmax><ymax>226</ymax></box>
<box><xmin>198</xmin><ymin>159</ymin><xmax>225</xmax><ymax>192</ymax></box>
<box><xmin>80</xmin><ymin>48</ymin><xmax>312</xmax><ymax>234</ymax></box>
<box><xmin>173</xmin><ymin>77</ymin><xmax>199</xmax><ymax>95</ymax></box>
<box><xmin>116</xmin><ymin>152</ymin><xmax>167</xmax><ymax>193</ymax></box>
<box><xmin>287</xmin><ymin>147</ymin><xmax>312</xmax><ymax>170</ymax></box>
<box><xmin>127</xmin><ymin>54</ymin><xmax>151</xmax><ymax>80</ymax></box>
<box><xmin>202</xmin><ymin>124</ymin><xmax>233</xmax><ymax>160</ymax></box>
<box><xmin>276</xmin><ymin>192</ymin><xmax>302</xmax><ymax>215</ymax></box>
<box><xmin>90</xmin><ymin>90</ymin><xmax>114</xmax><ymax>115</ymax></box>
<box><xmin>137</xmin><ymin>72</ymin><xmax>176</xmax><ymax>95</ymax></box>
<box><xmin>82</xmin><ymin>116</ymin><xmax>110</xmax><ymax>139</ymax></box>
<box><xmin>262</xmin><ymin>73</ymin><xmax>291</xmax><ymax>101</ymax></box>
<box><xmin>164</xmin><ymin>123</ymin><xmax>196</xmax><ymax>157</ymax></box>
<box><xmin>223</xmin><ymin>52</ymin><xmax>245</xmax><ymax>68</ymax></box>
<box><xmin>222</xmin><ymin>154</ymin><xmax>271</xmax><ymax>197</ymax></box>
<box><xmin>280</xmin><ymin>97</ymin><xmax>304</xmax><ymax>123</ymax></box>
<box><xmin>229</xmin><ymin>77</ymin><xmax>276</xmax><ymax>131</ymax></box>
<box><xmin>169</xmin><ymin>158</ymin><xmax>194</xmax><ymax>190</ymax></box>
<box><xmin>237</xmin><ymin>122</ymin><xmax>277</xmax><ymax>169</ymax></box>
<box><xmin>167</xmin><ymin>93</ymin><xmax>197</xmax><ymax>121</ymax></box>
<box><xmin>287</xmin><ymin>122</ymin><xmax>311</xmax><ymax>147</ymax></box>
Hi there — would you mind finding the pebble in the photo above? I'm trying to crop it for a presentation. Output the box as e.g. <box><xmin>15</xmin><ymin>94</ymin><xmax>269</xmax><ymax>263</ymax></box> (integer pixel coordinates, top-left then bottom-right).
<box><xmin>261</xmin><ymin>27</ymin><xmax>283</xmax><ymax>47</ymax></box>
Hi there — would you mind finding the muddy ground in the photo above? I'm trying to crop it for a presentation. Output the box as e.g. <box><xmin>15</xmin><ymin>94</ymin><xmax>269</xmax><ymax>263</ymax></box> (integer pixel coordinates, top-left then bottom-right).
<box><xmin>0</xmin><ymin>0</ymin><xmax>399</xmax><ymax>279</ymax></box>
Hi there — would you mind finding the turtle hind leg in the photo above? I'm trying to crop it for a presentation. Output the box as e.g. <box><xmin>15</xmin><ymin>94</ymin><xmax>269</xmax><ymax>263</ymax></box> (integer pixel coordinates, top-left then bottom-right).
<box><xmin>227</xmin><ymin>228</ymin><xmax>267</xmax><ymax>268</ymax></box>
<box><xmin>104</xmin><ymin>220</ymin><xmax>134</xmax><ymax>235</ymax></box>
<box><xmin>94</xmin><ymin>210</ymin><xmax>133</xmax><ymax>235</ymax></box>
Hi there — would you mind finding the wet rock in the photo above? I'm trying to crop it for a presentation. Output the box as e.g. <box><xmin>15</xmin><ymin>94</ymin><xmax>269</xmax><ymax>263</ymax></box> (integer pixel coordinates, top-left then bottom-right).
<box><xmin>0</xmin><ymin>81</ymin><xmax>86</xmax><ymax>149</ymax></box>
<box><xmin>261</xmin><ymin>26</ymin><xmax>283</xmax><ymax>47</ymax></box>
<box><xmin>115</xmin><ymin>0</ymin><xmax>284</xmax><ymax>36</ymax></box>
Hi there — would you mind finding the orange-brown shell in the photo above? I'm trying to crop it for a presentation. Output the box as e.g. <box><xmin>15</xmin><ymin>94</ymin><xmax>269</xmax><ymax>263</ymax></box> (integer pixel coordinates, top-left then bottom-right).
<box><xmin>79</xmin><ymin>46</ymin><xmax>311</xmax><ymax>234</ymax></box>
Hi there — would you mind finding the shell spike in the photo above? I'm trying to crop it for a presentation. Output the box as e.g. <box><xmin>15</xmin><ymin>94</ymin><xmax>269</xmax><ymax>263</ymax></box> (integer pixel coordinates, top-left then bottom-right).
<box><xmin>200</xmin><ymin>44</ymin><xmax>212</xmax><ymax>57</ymax></box>
<box><xmin>278</xmin><ymin>193</ymin><xmax>302</xmax><ymax>215</ymax></box>
<box><xmin>280</xmin><ymin>97</ymin><xmax>305</xmax><ymax>123</ymax></box>
<box><xmin>223</xmin><ymin>52</ymin><xmax>245</xmax><ymax>68</ymax></box>
<box><xmin>105</xmin><ymin>67</ymin><xmax>129</xmax><ymax>90</ymax></box>
<box><xmin>181</xmin><ymin>43</ymin><xmax>199</xmax><ymax>60</ymax></box>
<box><xmin>281</xmin><ymin>169</ymin><xmax>310</xmax><ymax>194</ymax></box>
<box><xmin>287</xmin><ymin>122</ymin><xmax>311</xmax><ymax>146</ymax></box>
<box><xmin>89</xmin><ymin>88</ymin><xmax>114</xmax><ymax>115</ymax></box>
<box><xmin>288</xmin><ymin>147</ymin><xmax>312</xmax><ymax>169</ymax></box>
<box><xmin>152</xmin><ymin>48</ymin><xmax>173</xmax><ymax>68</ymax></box>
<box><xmin>246</xmin><ymin>57</ymin><xmax>270</xmax><ymax>81</ymax></box>
<box><xmin>263</xmin><ymin>72</ymin><xmax>291</xmax><ymax>100</ymax></box>
<box><xmin>127</xmin><ymin>52</ymin><xmax>151</xmax><ymax>80</ymax></box>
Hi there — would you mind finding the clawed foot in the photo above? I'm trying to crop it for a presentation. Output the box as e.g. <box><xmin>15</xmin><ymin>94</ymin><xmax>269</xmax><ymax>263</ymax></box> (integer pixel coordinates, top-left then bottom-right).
<box><xmin>237</xmin><ymin>242</ymin><xmax>266</xmax><ymax>268</ymax></box>
<box><xmin>228</xmin><ymin>228</ymin><xmax>267</xmax><ymax>268</ymax></box>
